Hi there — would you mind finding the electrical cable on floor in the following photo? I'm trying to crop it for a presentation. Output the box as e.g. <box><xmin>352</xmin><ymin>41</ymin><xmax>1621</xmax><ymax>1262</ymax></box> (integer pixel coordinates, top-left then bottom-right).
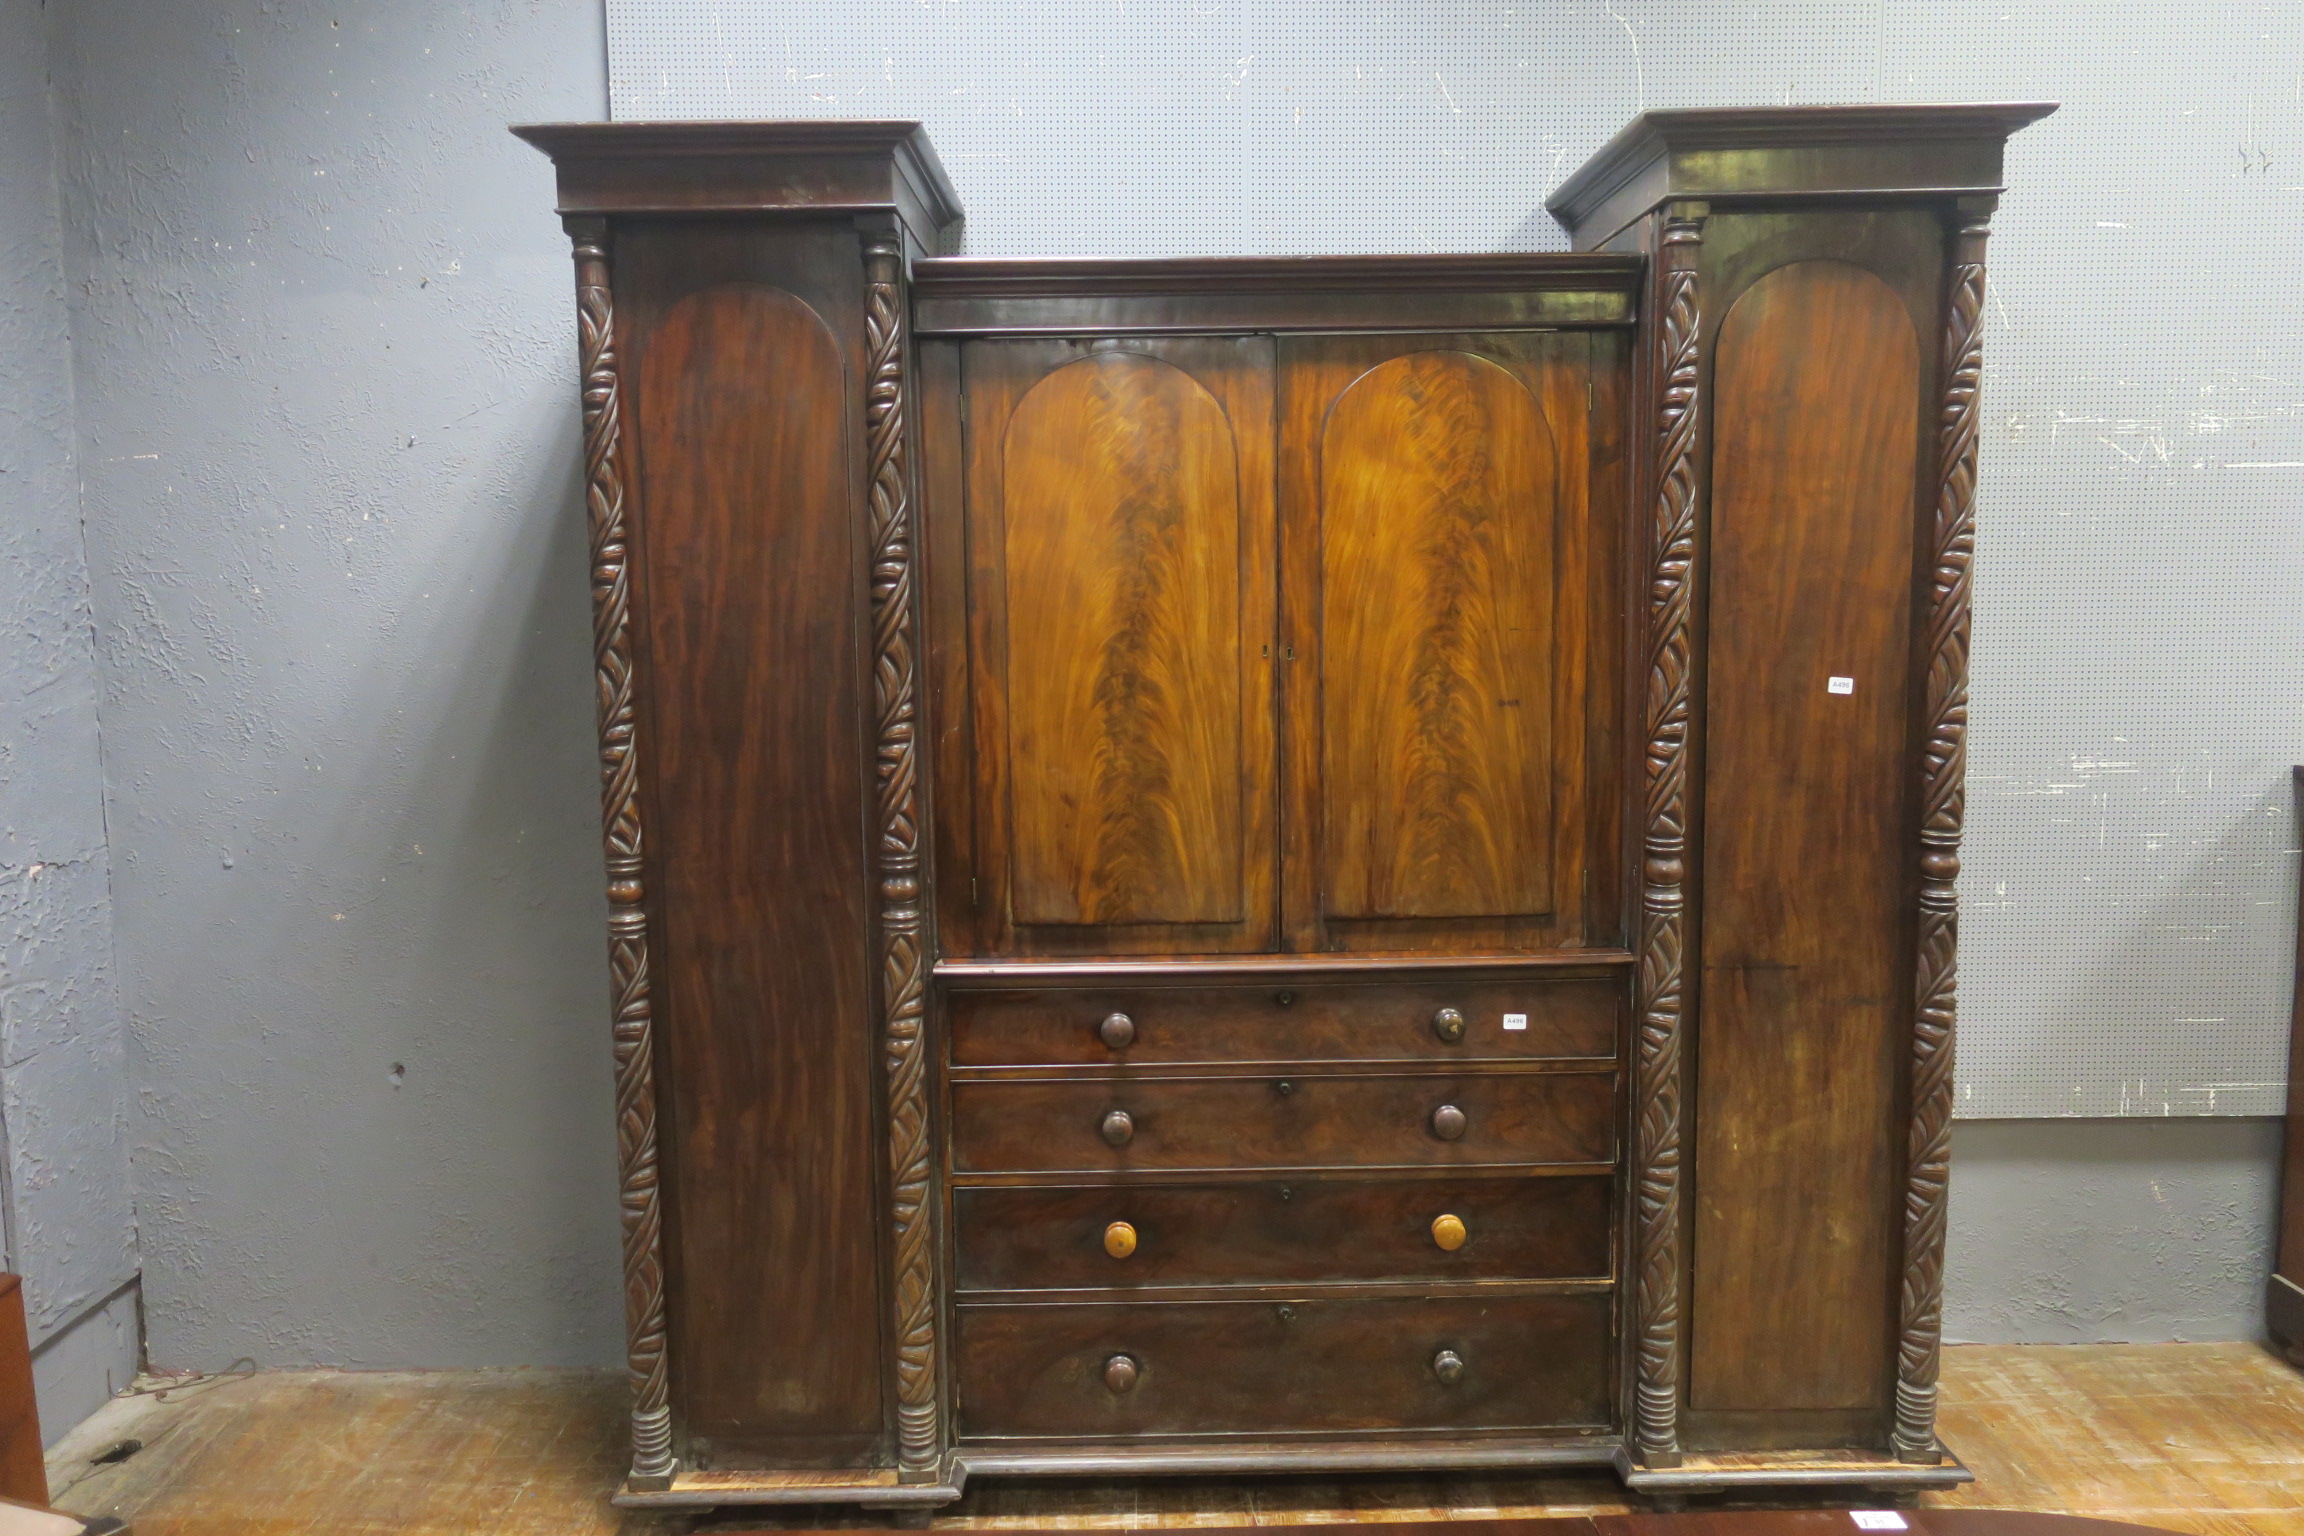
<box><xmin>46</xmin><ymin>1359</ymin><xmax>261</xmax><ymax>1505</ymax></box>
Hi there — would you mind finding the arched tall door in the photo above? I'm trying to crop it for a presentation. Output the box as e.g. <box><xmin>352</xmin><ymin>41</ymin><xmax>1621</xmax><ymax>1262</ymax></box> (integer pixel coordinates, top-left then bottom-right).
<box><xmin>1687</xmin><ymin>247</ymin><xmax>1934</xmax><ymax>1452</ymax></box>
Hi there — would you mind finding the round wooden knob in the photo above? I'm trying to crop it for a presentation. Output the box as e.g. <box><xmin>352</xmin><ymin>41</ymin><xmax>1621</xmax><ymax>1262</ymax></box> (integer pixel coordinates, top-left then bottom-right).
<box><xmin>1098</xmin><ymin>1012</ymin><xmax>1136</xmax><ymax>1050</ymax></box>
<box><xmin>1104</xmin><ymin>1220</ymin><xmax>1138</xmax><ymax>1259</ymax></box>
<box><xmin>1430</xmin><ymin>1103</ymin><xmax>1467</xmax><ymax>1141</ymax></box>
<box><xmin>1432</xmin><ymin>1007</ymin><xmax>1467</xmax><ymax>1044</ymax></box>
<box><xmin>1100</xmin><ymin>1109</ymin><xmax>1135</xmax><ymax>1146</ymax></box>
<box><xmin>1430</xmin><ymin>1213</ymin><xmax>1467</xmax><ymax>1251</ymax></box>
<box><xmin>1432</xmin><ymin>1348</ymin><xmax>1465</xmax><ymax>1386</ymax></box>
<box><xmin>1103</xmin><ymin>1353</ymin><xmax>1140</xmax><ymax>1394</ymax></box>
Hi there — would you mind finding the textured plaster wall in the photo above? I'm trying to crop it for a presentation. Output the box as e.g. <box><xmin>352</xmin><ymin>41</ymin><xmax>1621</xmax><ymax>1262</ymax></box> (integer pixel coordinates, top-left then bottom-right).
<box><xmin>51</xmin><ymin>0</ymin><xmax>621</xmax><ymax>1370</ymax></box>
<box><xmin>0</xmin><ymin>0</ymin><xmax>142</xmax><ymax>1428</ymax></box>
<box><xmin>1946</xmin><ymin>1118</ymin><xmax>2282</xmax><ymax>1344</ymax></box>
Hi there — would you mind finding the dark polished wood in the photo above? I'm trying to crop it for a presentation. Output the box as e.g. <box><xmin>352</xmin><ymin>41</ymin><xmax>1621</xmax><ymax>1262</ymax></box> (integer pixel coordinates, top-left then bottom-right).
<box><xmin>520</xmin><ymin>105</ymin><xmax>2050</xmax><ymax>1508</ymax></box>
<box><xmin>954</xmin><ymin>1175</ymin><xmax>1613</xmax><ymax>1291</ymax></box>
<box><xmin>512</xmin><ymin>121</ymin><xmax>959</xmax><ymax>236</ymax></box>
<box><xmin>1545</xmin><ymin>103</ymin><xmax>2059</xmax><ymax>252</ymax></box>
<box><xmin>561</xmin><ymin>216</ymin><xmax>675</xmax><ymax>1489</ymax></box>
<box><xmin>955</xmin><ymin>1293</ymin><xmax>1613</xmax><ymax>1439</ymax></box>
<box><xmin>1626</xmin><ymin>202</ymin><xmax>1705</xmax><ymax>1469</ymax></box>
<box><xmin>630</xmin><ymin>266</ymin><xmax>888</xmax><ymax>1461</ymax></box>
<box><xmin>0</xmin><ymin>1277</ymin><xmax>43</xmax><ymax>1507</ymax></box>
<box><xmin>948</xmin><ymin>976</ymin><xmax>1620</xmax><ymax>1067</ymax></box>
<box><xmin>913</xmin><ymin>254</ymin><xmax>1639</xmax><ymax>336</ymax></box>
<box><xmin>950</xmin><ymin>1070</ymin><xmax>1617</xmax><ymax>1177</ymax></box>
<box><xmin>2273</xmin><ymin>764</ymin><xmax>2304</xmax><ymax>1361</ymax></box>
<box><xmin>1688</xmin><ymin>255</ymin><xmax>1922</xmax><ymax>1436</ymax></box>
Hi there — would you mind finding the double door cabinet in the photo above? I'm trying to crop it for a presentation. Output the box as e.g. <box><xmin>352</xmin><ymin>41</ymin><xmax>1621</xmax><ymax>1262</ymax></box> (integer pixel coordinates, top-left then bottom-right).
<box><xmin>513</xmin><ymin>102</ymin><xmax>2053</xmax><ymax>1509</ymax></box>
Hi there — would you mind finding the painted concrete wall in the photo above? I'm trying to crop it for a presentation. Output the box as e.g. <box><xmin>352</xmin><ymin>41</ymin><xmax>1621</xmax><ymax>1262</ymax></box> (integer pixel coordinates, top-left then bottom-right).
<box><xmin>0</xmin><ymin>0</ymin><xmax>143</xmax><ymax>1441</ymax></box>
<box><xmin>50</xmin><ymin>0</ymin><xmax>621</xmax><ymax>1371</ymax></box>
<box><xmin>16</xmin><ymin>0</ymin><xmax>2287</xmax><ymax>1384</ymax></box>
<box><xmin>1947</xmin><ymin>1118</ymin><xmax>2283</xmax><ymax>1345</ymax></box>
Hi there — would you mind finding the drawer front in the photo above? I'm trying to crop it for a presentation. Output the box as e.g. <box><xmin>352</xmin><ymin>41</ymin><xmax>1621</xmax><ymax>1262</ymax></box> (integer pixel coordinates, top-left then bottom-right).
<box><xmin>948</xmin><ymin>977</ymin><xmax>1619</xmax><ymax>1067</ymax></box>
<box><xmin>955</xmin><ymin>1174</ymin><xmax>1611</xmax><ymax>1291</ymax></box>
<box><xmin>957</xmin><ymin>1293</ymin><xmax>1611</xmax><ymax>1438</ymax></box>
<box><xmin>950</xmin><ymin>1070</ymin><xmax>1615</xmax><ymax>1174</ymax></box>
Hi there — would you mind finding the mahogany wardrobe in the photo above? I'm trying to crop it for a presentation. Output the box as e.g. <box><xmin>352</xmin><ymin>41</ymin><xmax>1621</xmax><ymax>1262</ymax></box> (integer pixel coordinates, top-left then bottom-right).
<box><xmin>513</xmin><ymin>102</ymin><xmax>2054</xmax><ymax>1511</ymax></box>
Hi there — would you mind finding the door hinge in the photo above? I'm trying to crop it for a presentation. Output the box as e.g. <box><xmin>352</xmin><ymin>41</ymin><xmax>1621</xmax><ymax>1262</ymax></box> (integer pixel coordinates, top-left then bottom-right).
<box><xmin>1587</xmin><ymin>380</ymin><xmax>1595</xmax><ymax>412</ymax></box>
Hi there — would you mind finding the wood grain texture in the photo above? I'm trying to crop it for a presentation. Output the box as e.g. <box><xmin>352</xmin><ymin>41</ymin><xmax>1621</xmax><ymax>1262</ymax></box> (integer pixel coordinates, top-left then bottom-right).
<box><xmin>1319</xmin><ymin>351</ymin><xmax>1557</xmax><ymax>920</ymax></box>
<box><xmin>2282</xmin><ymin>765</ymin><xmax>2304</xmax><ymax>1325</ymax></box>
<box><xmin>0</xmin><ymin>1278</ymin><xmax>42</xmax><ymax>1506</ymax></box>
<box><xmin>962</xmin><ymin>337</ymin><xmax>1278</xmax><ymax>956</ymax></box>
<box><xmin>954</xmin><ymin>1176</ymin><xmax>1612</xmax><ymax>1291</ymax></box>
<box><xmin>948</xmin><ymin>977</ymin><xmax>1621</xmax><ymax>1068</ymax></box>
<box><xmin>1277</xmin><ymin>333</ymin><xmax>1600</xmax><ymax>955</ymax></box>
<box><xmin>863</xmin><ymin>228</ymin><xmax>943</xmax><ymax>1481</ymax></box>
<box><xmin>1630</xmin><ymin>205</ymin><xmax>1703</xmax><ymax>1467</ymax></box>
<box><xmin>1894</xmin><ymin>201</ymin><xmax>1990</xmax><ymax>1464</ymax></box>
<box><xmin>1005</xmin><ymin>351</ymin><xmax>1247</xmax><ymax>925</ymax></box>
<box><xmin>566</xmin><ymin>219</ymin><xmax>675</xmax><ymax>1489</ymax></box>
<box><xmin>1690</xmin><ymin>258</ymin><xmax>1922</xmax><ymax>1427</ymax></box>
<box><xmin>949</xmin><ymin>1071</ymin><xmax>1616</xmax><ymax>1176</ymax></box>
<box><xmin>633</xmin><ymin>276</ymin><xmax>885</xmax><ymax>1453</ymax></box>
<box><xmin>956</xmin><ymin>1294</ymin><xmax>1612</xmax><ymax>1440</ymax></box>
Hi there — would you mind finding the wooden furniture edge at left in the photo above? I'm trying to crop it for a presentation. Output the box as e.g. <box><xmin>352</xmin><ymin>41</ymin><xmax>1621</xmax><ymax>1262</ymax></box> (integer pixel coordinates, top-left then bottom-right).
<box><xmin>2271</xmin><ymin>766</ymin><xmax>2304</xmax><ymax>1359</ymax></box>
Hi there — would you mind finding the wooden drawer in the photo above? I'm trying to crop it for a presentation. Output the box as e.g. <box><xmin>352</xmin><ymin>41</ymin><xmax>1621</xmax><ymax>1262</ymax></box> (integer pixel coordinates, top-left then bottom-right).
<box><xmin>950</xmin><ymin>1070</ymin><xmax>1615</xmax><ymax>1175</ymax></box>
<box><xmin>948</xmin><ymin>977</ymin><xmax>1619</xmax><ymax>1067</ymax></box>
<box><xmin>954</xmin><ymin>1174</ymin><xmax>1611</xmax><ymax>1292</ymax></box>
<box><xmin>956</xmin><ymin>1292</ymin><xmax>1611</xmax><ymax>1438</ymax></box>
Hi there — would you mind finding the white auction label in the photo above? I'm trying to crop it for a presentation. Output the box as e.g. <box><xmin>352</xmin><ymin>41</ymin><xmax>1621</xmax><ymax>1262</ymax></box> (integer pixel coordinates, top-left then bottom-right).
<box><xmin>1828</xmin><ymin>675</ymin><xmax>1856</xmax><ymax>694</ymax></box>
<box><xmin>1502</xmin><ymin>1012</ymin><xmax>1528</xmax><ymax>1031</ymax></box>
<box><xmin>1850</xmin><ymin>1513</ymin><xmax>1908</xmax><ymax>1531</ymax></box>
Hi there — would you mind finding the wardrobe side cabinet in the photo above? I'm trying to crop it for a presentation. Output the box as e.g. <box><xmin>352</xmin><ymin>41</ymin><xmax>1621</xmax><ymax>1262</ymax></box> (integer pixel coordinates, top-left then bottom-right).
<box><xmin>513</xmin><ymin>101</ymin><xmax>2053</xmax><ymax>1511</ymax></box>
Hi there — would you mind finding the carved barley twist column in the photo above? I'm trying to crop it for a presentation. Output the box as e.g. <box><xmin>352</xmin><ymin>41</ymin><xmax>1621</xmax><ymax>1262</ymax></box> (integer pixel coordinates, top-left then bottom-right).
<box><xmin>864</xmin><ymin>228</ymin><xmax>942</xmax><ymax>1481</ymax></box>
<box><xmin>1894</xmin><ymin>195</ymin><xmax>1995</xmax><ymax>1466</ymax></box>
<box><xmin>567</xmin><ymin>216</ymin><xmax>676</xmax><ymax>1491</ymax></box>
<box><xmin>1632</xmin><ymin>202</ymin><xmax>1706</xmax><ymax>1469</ymax></box>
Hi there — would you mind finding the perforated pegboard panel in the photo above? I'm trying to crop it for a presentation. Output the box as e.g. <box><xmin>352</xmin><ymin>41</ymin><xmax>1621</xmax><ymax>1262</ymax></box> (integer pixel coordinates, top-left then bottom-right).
<box><xmin>608</xmin><ymin>0</ymin><xmax>2304</xmax><ymax>1117</ymax></box>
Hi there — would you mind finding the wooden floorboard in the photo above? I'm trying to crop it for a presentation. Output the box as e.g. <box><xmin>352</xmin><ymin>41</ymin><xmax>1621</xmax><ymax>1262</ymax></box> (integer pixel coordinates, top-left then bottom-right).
<box><xmin>39</xmin><ymin>1345</ymin><xmax>2304</xmax><ymax>1535</ymax></box>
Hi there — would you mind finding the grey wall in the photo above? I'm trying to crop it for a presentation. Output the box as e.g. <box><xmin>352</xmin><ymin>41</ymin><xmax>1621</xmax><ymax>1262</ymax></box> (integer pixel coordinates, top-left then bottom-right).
<box><xmin>48</xmin><ymin>0</ymin><xmax>621</xmax><ymax>1373</ymax></box>
<box><xmin>1947</xmin><ymin>1119</ymin><xmax>2281</xmax><ymax>1344</ymax></box>
<box><xmin>0</xmin><ymin>0</ymin><xmax>142</xmax><ymax>1440</ymax></box>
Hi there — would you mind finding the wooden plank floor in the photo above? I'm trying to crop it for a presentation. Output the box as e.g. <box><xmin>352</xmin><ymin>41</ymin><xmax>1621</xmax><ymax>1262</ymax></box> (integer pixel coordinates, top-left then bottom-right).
<box><xmin>40</xmin><ymin>1344</ymin><xmax>2304</xmax><ymax>1536</ymax></box>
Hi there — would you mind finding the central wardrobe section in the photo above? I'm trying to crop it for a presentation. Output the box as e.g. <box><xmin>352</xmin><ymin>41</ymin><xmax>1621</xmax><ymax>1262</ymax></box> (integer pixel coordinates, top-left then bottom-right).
<box><xmin>915</xmin><ymin>258</ymin><xmax>1641</xmax><ymax>1463</ymax></box>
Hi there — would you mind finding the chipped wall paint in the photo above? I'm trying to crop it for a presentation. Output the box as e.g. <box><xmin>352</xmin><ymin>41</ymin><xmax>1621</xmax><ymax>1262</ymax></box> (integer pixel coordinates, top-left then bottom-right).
<box><xmin>51</xmin><ymin>0</ymin><xmax>622</xmax><ymax>1372</ymax></box>
<box><xmin>0</xmin><ymin>0</ymin><xmax>142</xmax><ymax>1421</ymax></box>
<box><xmin>610</xmin><ymin>0</ymin><xmax>2304</xmax><ymax>1119</ymax></box>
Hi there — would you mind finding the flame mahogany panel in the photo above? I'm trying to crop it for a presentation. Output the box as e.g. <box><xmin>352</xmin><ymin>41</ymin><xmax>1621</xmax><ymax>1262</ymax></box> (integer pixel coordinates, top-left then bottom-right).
<box><xmin>1317</xmin><ymin>351</ymin><xmax>1560</xmax><ymax>921</ymax></box>
<box><xmin>1002</xmin><ymin>353</ymin><xmax>1248</xmax><ymax>927</ymax></box>
<box><xmin>1279</xmin><ymin>332</ymin><xmax>1607</xmax><ymax>955</ymax></box>
<box><xmin>962</xmin><ymin>336</ymin><xmax>1280</xmax><ymax>957</ymax></box>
